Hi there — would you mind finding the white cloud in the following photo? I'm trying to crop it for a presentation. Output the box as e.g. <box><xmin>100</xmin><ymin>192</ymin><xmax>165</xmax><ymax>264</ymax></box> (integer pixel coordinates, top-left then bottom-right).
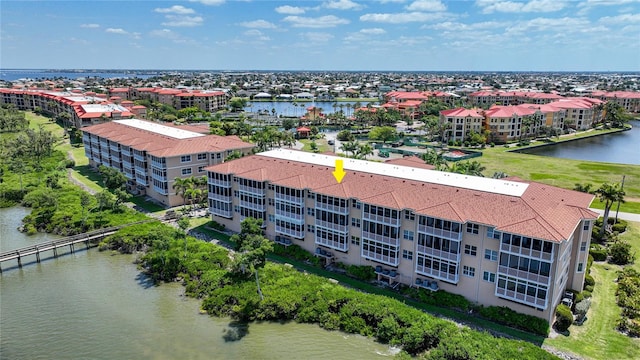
<box><xmin>360</xmin><ymin>27</ymin><xmax>387</xmax><ymax>34</ymax></box>
<box><xmin>360</xmin><ymin>12</ymin><xmax>447</xmax><ymax>23</ymax></box>
<box><xmin>154</xmin><ymin>5</ymin><xmax>195</xmax><ymax>14</ymax></box>
<box><xmin>506</xmin><ymin>17</ymin><xmax>592</xmax><ymax>34</ymax></box>
<box><xmin>301</xmin><ymin>32</ymin><xmax>334</xmax><ymax>42</ymax></box>
<box><xmin>283</xmin><ymin>15</ymin><xmax>350</xmax><ymax>28</ymax></box>
<box><xmin>406</xmin><ymin>0</ymin><xmax>447</xmax><ymax>12</ymax></box>
<box><xmin>162</xmin><ymin>15</ymin><xmax>204</xmax><ymax>27</ymax></box>
<box><xmin>80</xmin><ymin>23</ymin><xmax>100</xmax><ymax>28</ymax></box>
<box><xmin>239</xmin><ymin>20</ymin><xmax>277</xmax><ymax>29</ymax></box>
<box><xmin>323</xmin><ymin>0</ymin><xmax>364</xmax><ymax>11</ymax></box>
<box><xmin>69</xmin><ymin>37</ymin><xmax>90</xmax><ymax>45</ymax></box>
<box><xmin>476</xmin><ymin>0</ymin><xmax>568</xmax><ymax>14</ymax></box>
<box><xmin>599</xmin><ymin>13</ymin><xmax>640</xmax><ymax>24</ymax></box>
<box><xmin>244</xmin><ymin>29</ymin><xmax>271</xmax><ymax>41</ymax></box>
<box><xmin>426</xmin><ymin>21</ymin><xmax>506</xmax><ymax>31</ymax></box>
<box><xmin>150</xmin><ymin>29</ymin><xmax>196</xmax><ymax>44</ymax></box>
<box><xmin>189</xmin><ymin>0</ymin><xmax>225</xmax><ymax>5</ymax></box>
<box><xmin>275</xmin><ymin>5</ymin><xmax>305</xmax><ymax>14</ymax></box>
<box><xmin>106</xmin><ymin>28</ymin><xmax>128</xmax><ymax>35</ymax></box>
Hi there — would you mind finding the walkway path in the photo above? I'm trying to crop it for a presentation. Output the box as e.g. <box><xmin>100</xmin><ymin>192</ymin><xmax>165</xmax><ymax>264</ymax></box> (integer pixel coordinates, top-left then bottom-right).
<box><xmin>588</xmin><ymin>208</ymin><xmax>640</xmax><ymax>222</ymax></box>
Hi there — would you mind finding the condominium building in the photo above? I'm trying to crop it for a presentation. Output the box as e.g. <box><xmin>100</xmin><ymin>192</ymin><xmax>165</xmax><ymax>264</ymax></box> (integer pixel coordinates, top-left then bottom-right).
<box><xmin>205</xmin><ymin>149</ymin><xmax>597</xmax><ymax>323</ymax></box>
<box><xmin>82</xmin><ymin>119</ymin><xmax>254</xmax><ymax>207</ymax></box>
<box><xmin>439</xmin><ymin>108</ymin><xmax>484</xmax><ymax>142</ymax></box>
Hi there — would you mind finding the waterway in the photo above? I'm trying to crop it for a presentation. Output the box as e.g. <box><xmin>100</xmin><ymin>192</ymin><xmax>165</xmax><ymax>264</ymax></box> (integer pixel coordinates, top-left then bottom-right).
<box><xmin>518</xmin><ymin>120</ymin><xmax>640</xmax><ymax>165</ymax></box>
<box><xmin>0</xmin><ymin>207</ymin><xmax>392</xmax><ymax>359</ymax></box>
<box><xmin>245</xmin><ymin>101</ymin><xmax>375</xmax><ymax>117</ymax></box>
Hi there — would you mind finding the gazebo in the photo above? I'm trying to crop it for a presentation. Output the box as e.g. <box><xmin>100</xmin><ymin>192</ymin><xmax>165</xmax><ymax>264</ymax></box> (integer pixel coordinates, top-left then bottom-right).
<box><xmin>296</xmin><ymin>126</ymin><xmax>312</xmax><ymax>139</ymax></box>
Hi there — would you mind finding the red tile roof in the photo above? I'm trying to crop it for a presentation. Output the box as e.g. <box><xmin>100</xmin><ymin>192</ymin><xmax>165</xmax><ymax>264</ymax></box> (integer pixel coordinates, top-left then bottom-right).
<box><xmin>205</xmin><ymin>153</ymin><xmax>597</xmax><ymax>242</ymax></box>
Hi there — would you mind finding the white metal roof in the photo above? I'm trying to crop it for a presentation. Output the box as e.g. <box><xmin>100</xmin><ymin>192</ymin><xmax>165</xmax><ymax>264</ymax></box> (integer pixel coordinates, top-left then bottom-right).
<box><xmin>259</xmin><ymin>149</ymin><xmax>528</xmax><ymax>197</ymax></box>
<box><xmin>114</xmin><ymin>119</ymin><xmax>205</xmax><ymax>139</ymax></box>
<box><xmin>81</xmin><ymin>104</ymin><xmax>129</xmax><ymax>113</ymax></box>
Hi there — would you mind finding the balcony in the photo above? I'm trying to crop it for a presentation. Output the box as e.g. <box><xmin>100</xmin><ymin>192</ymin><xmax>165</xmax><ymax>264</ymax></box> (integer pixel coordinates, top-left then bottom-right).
<box><xmin>315</xmin><ymin>202</ymin><xmax>349</xmax><ymax>215</ymax></box>
<box><xmin>100</xmin><ymin>150</ymin><xmax>110</xmax><ymax>159</ymax></box>
<box><xmin>274</xmin><ymin>236</ymin><xmax>293</xmax><ymax>247</ymax></box>
<box><xmin>275</xmin><ymin>225</ymin><xmax>304</xmax><ymax>239</ymax></box>
<box><xmin>275</xmin><ymin>192</ymin><xmax>304</xmax><ymax>205</ymax></box>
<box><xmin>134</xmin><ymin>166</ymin><xmax>146</xmax><ymax>176</ymax></box>
<box><xmin>151</xmin><ymin>172</ymin><xmax>167</xmax><ymax>182</ymax></box>
<box><xmin>496</xmin><ymin>287</ymin><xmax>547</xmax><ymax>309</ymax></box>
<box><xmin>415</xmin><ymin>265</ymin><xmax>459</xmax><ymax>283</ymax></box>
<box><xmin>99</xmin><ymin>140</ymin><xmax>108</xmax><ymax>148</ymax></box>
<box><xmin>208</xmin><ymin>178</ymin><xmax>231</xmax><ymax>188</ymax></box>
<box><xmin>209</xmin><ymin>193</ymin><xmax>232</xmax><ymax>202</ymax></box>
<box><xmin>123</xmin><ymin>169</ymin><xmax>134</xmax><ymax>179</ymax></box>
<box><xmin>315</xmin><ymin>219</ymin><xmax>348</xmax><ymax>233</ymax></box>
<box><xmin>417</xmin><ymin>225</ymin><xmax>462</xmax><ymax>241</ymax></box>
<box><xmin>211</xmin><ymin>207</ymin><xmax>232</xmax><ymax>218</ymax></box>
<box><xmin>315</xmin><ymin>237</ymin><xmax>348</xmax><ymax>252</ymax></box>
<box><xmin>122</xmin><ymin>160</ymin><xmax>132</xmax><ymax>170</ymax></box>
<box><xmin>121</xmin><ymin>147</ymin><xmax>131</xmax><ymax>156</ymax></box>
<box><xmin>362</xmin><ymin>250</ymin><xmax>399</xmax><ymax>267</ymax></box>
<box><xmin>153</xmin><ymin>184</ymin><xmax>168</xmax><ymax>195</ymax></box>
<box><xmin>239</xmin><ymin>200</ymin><xmax>266</xmax><ymax>211</ymax></box>
<box><xmin>500</xmin><ymin>243</ymin><xmax>553</xmax><ymax>261</ymax></box>
<box><xmin>135</xmin><ymin>174</ymin><xmax>148</xmax><ymax>186</ymax></box>
<box><xmin>151</xmin><ymin>160</ymin><xmax>167</xmax><ymax>169</ymax></box>
<box><xmin>362</xmin><ymin>230</ymin><xmax>399</xmax><ymax>246</ymax></box>
<box><xmin>497</xmin><ymin>265</ymin><xmax>550</xmax><ymax>285</ymax></box>
<box><xmin>362</xmin><ymin>212</ymin><xmax>400</xmax><ymax>227</ymax></box>
<box><xmin>416</xmin><ymin>244</ymin><xmax>460</xmax><ymax>262</ymax></box>
<box><xmin>414</xmin><ymin>278</ymin><xmax>439</xmax><ymax>291</ymax></box>
<box><xmin>238</xmin><ymin>184</ymin><xmax>265</xmax><ymax>196</ymax></box>
<box><xmin>109</xmin><ymin>143</ymin><xmax>120</xmax><ymax>152</ymax></box>
<box><xmin>133</xmin><ymin>152</ymin><xmax>146</xmax><ymax>162</ymax></box>
<box><xmin>275</xmin><ymin>209</ymin><xmax>304</xmax><ymax>223</ymax></box>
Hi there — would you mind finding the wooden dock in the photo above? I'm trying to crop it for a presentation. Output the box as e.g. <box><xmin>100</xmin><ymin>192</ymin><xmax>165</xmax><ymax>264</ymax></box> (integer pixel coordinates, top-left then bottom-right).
<box><xmin>0</xmin><ymin>221</ymin><xmax>150</xmax><ymax>272</ymax></box>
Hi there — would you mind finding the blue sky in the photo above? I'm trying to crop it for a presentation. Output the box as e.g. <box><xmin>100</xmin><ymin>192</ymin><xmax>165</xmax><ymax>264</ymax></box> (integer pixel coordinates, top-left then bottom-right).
<box><xmin>1</xmin><ymin>0</ymin><xmax>639</xmax><ymax>71</ymax></box>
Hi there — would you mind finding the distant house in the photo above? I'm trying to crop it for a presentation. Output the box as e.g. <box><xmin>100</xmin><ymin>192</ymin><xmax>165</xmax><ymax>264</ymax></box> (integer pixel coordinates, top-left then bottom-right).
<box><xmin>296</xmin><ymin>126</ymin><xmax>312</xmax><ymax>138</ymax></box>
<box><xmin>294</xmin><ymin>92</ymin><xmax>314</xmax><ymax>100</ymax></box>
<box><xmin>253</xmin><ymin>92</ymin><xmax>272</xmax><ymax>100</ymax></box>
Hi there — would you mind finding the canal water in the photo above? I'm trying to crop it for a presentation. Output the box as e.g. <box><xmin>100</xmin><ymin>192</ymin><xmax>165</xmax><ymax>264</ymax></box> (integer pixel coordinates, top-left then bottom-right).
<box><xmin>0</xmin><ymin>207</ymin><xmax>393</xmax><ymax>359</ymax></box>
<box><xmin>245</xmin><ymin>101</ymin><xmax>375</xmax><ymax>117</ymax></box>
<box><xmin>518</xmin><ymin>120</ymin><xmax>640</xmax><ymax>165</ymax></box>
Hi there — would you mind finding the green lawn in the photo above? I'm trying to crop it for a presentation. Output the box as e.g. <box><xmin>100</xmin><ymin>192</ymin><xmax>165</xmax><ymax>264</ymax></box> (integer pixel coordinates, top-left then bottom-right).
<box><xmin>590</xmin><ymin>199</ymin><xmax>640</xmax><ymax>215</ymax></box>
<box><xmin>299</xmin><ymin>139</ymin><xmax>331</xmax><ymax>153</ymax></box>
<box><xmin>544</xmin><ymin>221</ymin><xmax>640</xmax><ymax>359</ymax></box>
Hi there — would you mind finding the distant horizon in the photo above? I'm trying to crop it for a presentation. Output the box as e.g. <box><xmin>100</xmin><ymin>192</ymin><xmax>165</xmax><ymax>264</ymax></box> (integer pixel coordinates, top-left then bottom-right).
<box><xmin>2</xmin><ymin>1</ymin><xmax>638</xmax><ymax>71</ymax></box>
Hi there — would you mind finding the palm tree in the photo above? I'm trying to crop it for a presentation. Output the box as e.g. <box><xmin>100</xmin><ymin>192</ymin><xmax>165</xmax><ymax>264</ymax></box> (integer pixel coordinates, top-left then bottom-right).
<box><xmin>340</xmin><ymin>140</ymin><xmax>359</xmax><ymax>157</ymax></box>
<box><xmin>172</xmin><ymin>177</ymin><xmax>192</xmax><ymax>209</ymax></box>
<box><xmin>595</xmin><ymin>182</ymin><xmax>625</xmax><ymax>237</ymax></box>
<box><xmin>356</xmin><ymin>143</ymin><xmax>374</xmax><ymax>159</ymax></box>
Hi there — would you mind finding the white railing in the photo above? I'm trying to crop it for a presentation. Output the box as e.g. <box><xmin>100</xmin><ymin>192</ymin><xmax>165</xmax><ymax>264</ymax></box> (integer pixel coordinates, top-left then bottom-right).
<box><xmin>208</xmin><ymin>178</ymin><xmax>231</xmax><ymax>188</ymax></box>
<box><xmin>124</xmin><ymin>169</ymin><xmax>134</xmax><ymax>179</ymax></box>
<box><xmin>362</xmin><ymin>230</ymin><xmax>399</xmax><ymax>246</ymax></box>
<box><xmin>362</xmin><ymin>212</ymin><xmax>400</xmax><ymax>227</ymax></box>
<box><xmin>275</xmin><ymin>209</ymin><xmax>304</xmax><ymax>223</ymax></box>
<box><xmin>133</xmin><ymin>152</ymin><xmax>145</xmax><ymax>162</ymax></box>
<box><xmin>417</xmin><ymin>225</ymin><xmax>463</xmax><ymax>241</ymax></box>
<box><xmin>238</xmin><ymin>184</ymin><xmax>265</xmax><ymax>195</ymax></box>
<box><xmin>153</xmin><ymin>184</ymin><xmax>168</xmax><ymax>195</ymax></box>
<box><xmin>135</xmin><ymin>174</ymin><xmax>148</xmax><ymax>186</ymax></box>
<box><xmin>416</xmin><ymin>245</ymin><xmax>460</xmax><ymax>262</ymax></box>
<box><xmin>496</xmin><ymin>288</ymin><xmax>547</xmax><ymax>309</ymax></box>
<box><xmin>315</xmin><ymin>237</ymin><xmax>348</xmax><ymax>251</ymax></box>
<box><xmin>122</xmin><ymin>160</ymin><xmax>132</xmax><ymax>169</ymax></box>
<box><xmin>415</xmin><ymin>265</ymin><xmax>459</xmax><ymax>283</ymax></box>
<box><xmin>275</xmin><ymin>225</ymin><xmax>305</xmax><ymax>239</ymax></box>
<box><xmin>121</xmin><ymin>148</ymin><xmax>131</xmax><ymax>156</ymax></box>
<box><xmin>239</xmin><ymin>200</ymin><xmax>266</xmax><ymax>211</ymax></box>
<box><xmin>315</xmin><ymin>202</ymin><xmax>349</xmax><ymax>214</ymax></box>
<box><xmin>211</xmin><ymin>208</ymin><xmax>232</xmax><ymax>218</ymax></box>
<box><xmin>500</xmin><ymin>243</ymin><xmax>553</xmax><ymax>261</ymax></box>
<box><xmin>109</xmin><ymin>144</ymin><xmax>119</xmax><ymax>152</ymax></box>
<box><xmin>208</xmin><ymin>193</ymin><xmax>232</xmax><ymax>202</ymax></box>
<box><xmin>315</xmin><ymin>219</ymin><xmax>348</xmax><ymax>233</ymax></box>
<box><xmin>151</xmin><ymin>172</ymin><xmax>167</xmax><ymax>182</ymax></box>
<box><xmin>275</xmin><ymin>192</ymin><xmax>304</xmax><ymax>205</ymax></box>
<box><xmin>497</xmin><ymin>265</ymin><xmax>550</xmax><ymax>285</ymax></box>
<box><xmin>134</xmin><ymin>165</ymin><xmax>146</xmax><ymax>175</ymax></box>
<box><xmin>361</xmin><ymin>250</ymin><xmax>399</xmax><ymax>267</ymax></box>
<box><xmin>151</xmin><ymin>160</ymin><xmax>166</xmax><ymax>169</ymax></box>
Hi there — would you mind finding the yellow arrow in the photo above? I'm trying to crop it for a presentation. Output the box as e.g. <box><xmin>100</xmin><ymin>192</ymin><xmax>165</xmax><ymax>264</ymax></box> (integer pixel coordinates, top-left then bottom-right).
<box><xmin>332</xmin><ymin>159</ymin><xmax>346</xmax><ymax>183</ymax></box>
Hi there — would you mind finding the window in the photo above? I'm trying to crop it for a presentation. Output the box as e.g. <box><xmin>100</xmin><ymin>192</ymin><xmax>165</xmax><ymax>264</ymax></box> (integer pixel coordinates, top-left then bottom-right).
<box><xmin>403</xmin><ymin>230</ymin><xmax>414</xmax><ymax>241</ymax></box>
<box><xmin>268</xmin><ymin>214</ymin><xmax>275</xmax><ymax>222</ymax></box>
<box><xmin>352</xmin><ymin>200</ymin><xmax>361</xmax><ymax>209</ymax></box>
<box><xmin>580</xmin><ymin>241</ymin><xmax>587</xmax><ymax>252</ymax></box>
<box><xmin>198</xmin><ymin>166</ymin><xmax>205</xmax><ymax>173</ymax></box>
<box><xmin>307</xmin><ymin>207</ymin><xmax>315</xmax><ymax>216</ymax></box>
<box><xmin>402</xmin><ymin>249</ymin><xmax>413</xmax><ymax>260</ymax></box>
<box><xmin>483</xmin><ymin>271</ymin><xmax>496</xmax><ymax>283</ymax></box>
<box><xmin>216</xmin><ymin>153</ymin><xmax>221</xmax><ymax>159</ymax></box>
<box><xmin>464</xmin><ymin>244</ymin><xmax>477</xmax><ymax>256</ymax></box>
<box><xmin>577</xmin><ymin>262</ymin><xmax>584</xmax><ymax>273</ymax></box>
<box><xmin>308</xmin><ymin>225</ymin><xmax>315</xmax><ymax>233</ymax></box>
<box><xmin>466</xmin><ymin>223</ymin><xmax>479</xmax><ymax>234</ymax></box>
<box><xmin>181</xmin><ymin>168</ymin><xmax>192</xmax><ymax>175</ymax></box>
<box><xmin>487</xmin><ymin>227</ymin><xmax>501</xmax><ymax>240</ymax></box>
<box><xmin>404</xmin><ymin>210</ymin><xmax>415</xmax><ymax>221</ymax></box>
<box><xmin>180</xmin><ymin>155</ymin><xmax>191</xmax><ymax>163</ymax></box>
<box><xmin>351</xmin><ymin>217</ymin><xmax>361</xmax><ymax>228</ymax></box>
<box><xmin>484</xmin><ymin>249</ymin><xmax>498</xmax><ymax>261</ymax></box>
<box><xmin>463</xmin><ymin>266</ymin><xmax>475</xmax><ymax>277</ymax></box>
<box><xmin>351</xmin><ymin>236</ymin><xmax>360</xmax><ymax>246</ymax></box>
<box><xmin>197</xmin><ymin>153</ymin><xmax>207</xmax><ymax>160</ymax></box>
<box><xmin>268</xmin><ymin>198</ymin><xmax>274</xmax><ymax>206</ymax></box>
<box><xmin>583</xmin><ymin>221</ymin><xmax>590</xmax><ymax>231</ymax></box>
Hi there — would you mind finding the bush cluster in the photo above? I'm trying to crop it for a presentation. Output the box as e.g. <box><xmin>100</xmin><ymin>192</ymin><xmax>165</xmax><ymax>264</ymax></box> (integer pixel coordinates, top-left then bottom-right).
<box><xmin>589</xmin><ymin>244</ymin><xmax>608</xmax><ymax>261</ymax></box>
<box><xmin>271</xmin><ymin>243</ymin><xmax>321</xmax><ymax>267</ymax></box>
<box><xmin>478</xmin><ymin>306</ymin><xmax>550</xmax><ymax>336</ymax></box>
<box><xmin>616</xmin><ymin>268</ymin><xmax>640</xmax><ymax>337</ymax></box>
<box><xmin>554</xmin><ymin>304</ymin><xmax>574</xmax><ymax>332</ymax></box>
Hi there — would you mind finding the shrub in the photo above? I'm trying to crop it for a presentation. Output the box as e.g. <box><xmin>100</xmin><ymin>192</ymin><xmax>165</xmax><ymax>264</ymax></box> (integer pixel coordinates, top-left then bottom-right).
<box><xmin>479</xmin><ymin>306</ymin><xmax>549</xmax><ymax>336</ymax></box>
<box><xmin>555</xmin><ymin>304</ymin><xmax>573</xmax><ymax>332</ymax></box>
<box><xmin>345</xmin><ymin>265</ymin><xmax>376</xmax><ymax>281</ymax></box>
<box><xmin>584</xmin><ymin>274</ymin><xmax>595</xmax><ymax>287</ymax></box>
<box><xmin>609</xmin><ymin>240</ymin><xmax>636</xmax><ymax>265</ymax></box>
<box><xmin>589</xmin><ymin>244</ymin><xmax>608</xmax><ymax>261</ymax></box>
<box><xmin>612</xmin><ymin>221</ymin><xmax>628</xmax><ymax>233</ymax></box>
<box><xmin>574</xmin><ymin>299</ymin><xmax>591</xmax><ymax>324</ymax></box>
